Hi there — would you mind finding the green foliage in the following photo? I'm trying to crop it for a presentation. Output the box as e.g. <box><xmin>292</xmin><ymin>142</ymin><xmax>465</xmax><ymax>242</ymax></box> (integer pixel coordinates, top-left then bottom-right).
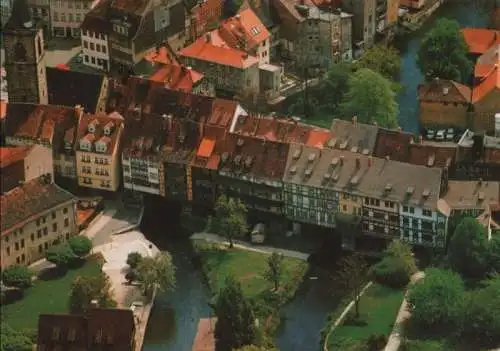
<box><xmin>1</xmin><ymin>265</ymin><xmax>33</xmax><ymax>289</ymax></box>
<box><xmin>366</xmin><ymin>334</ymin><xmax>388</xmax><ymax>351</ymax></box>
<box><xmin>126</xmin><ymin>251</ymin><xmax>143</xmax><ymax>269</ymax></box>
<box><xmin>335</xmin><ymin>254</ymin><xmax>369</xmax><ymax>318</ymax></box>
<box><xmin>68</xmin><ymin>236</ymin><xmax>92</xmax><ymax>257</ymax></box>
<box><xmin>488</xmin><ymin>235</ymin><xmax>500</xmax><ymax>274</ymax></box>
<box><xmin>233</xmin><ymin>346</ymin><xmax>278</xmax><ymax>351</ymax></box>
<box><xmin>0</xmin><ymin>323</ymin><xmax>33</xmax><ymax>351</ymax></box>
<box><xmin>340</xmin><ymin>68</ymin><xmax>398</xmax><ymax>128</ymax></box>
<box><xmin>69</xmin><ymin>272</ymin><xmax>116</xmax><ymax>313</ymax></box>
<box><xmin>448</xmin><ymin>217</ymin><xmax>488</xmax><ymax>279</ymax></box>
<box><xmin>214</xmin><ymin>195</ymin><xmax>248</xmax><ymax>247</ymax></box>
<box><xmin>417</xmin><ymin>18</ymin><xmax>472</xmax><ymax>82</ymax></box>
<box><xmin>263</xmin><ymin>252</ymin><xmax>284</xmax><ymax>291</ymax></box>
<box><xmin>46</xmin><ymin>244</ymin><xmax>77</xmax><ymax>268</ymax></box>
<box><xmin>386</xmin><ymin>240</ymin><xmax>418</xmax><ymax>275</ymax></box>
<box><xmin>136</xmin><ymin>251</ymin><xmax>176</xmax><ymax>299</ymax></box>
<box><xmin>407</xmin><ymin>268</ymin><xmax>465</xmax><ymax>332</ymax></box>
<box><xmin>372</xmin><ymin>256</ymin><xmax>410</xmax><ymax>289</ymax></box>
<box><xmin>125</xmin><ymin>269</ymin><xmax>137</xmax><ymax>284</ymax></box>
<box><xmin>354</xmin><ymin>44</ymin><xmax>401</xmax><ymax>81</ymax></box>
<box><xmin>460</xmin><ymin>276</ymin><xmax>500</xmax><ymax>347</ymax></box>
<box><xmin>214</xmin><ymin>276</ymin><xmax>257</xmax><ymax>351</ymax></box>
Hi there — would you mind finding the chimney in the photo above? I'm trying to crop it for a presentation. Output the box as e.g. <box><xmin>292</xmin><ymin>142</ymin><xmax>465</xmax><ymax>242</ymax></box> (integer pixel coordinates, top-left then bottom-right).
<box><xmin>90</xmin><ymin>299</ymin><xmax>99</xmax><ymax>309</ymax></box>
<box><xmin>355</xmin><ymin>157</ymin><xmax>360</xmax><ymax>169</ymax></box>
<box><xmin>205</xmin><ymin>33</ymin><xmax>211</xmax><ymax>43</ymax></box>
<box><xmin>235</xmin><ymin>13</ymin><xmax>241</xmax><ymax>20</ymax></box>
<box><xmin>352</xmin><ymin>115</ymin><xmax>357</xmax><ymax>127</ymax></box>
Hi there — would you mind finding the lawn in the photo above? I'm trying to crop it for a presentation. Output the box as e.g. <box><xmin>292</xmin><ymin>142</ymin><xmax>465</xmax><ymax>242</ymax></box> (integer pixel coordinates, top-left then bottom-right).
<box><xmin>193</xmin><ymin>240</ymin><xmax>308</xmax><ymax>299</ymax></box>
<box><xmin>1</xmin><ymin>258</ymin><xmax>102</xmax><ymax>331</ymax></box>
<box><xmin>328</xmin><ymin>284</ymin><xmax>405</xmax><ymax>351</ymax></box>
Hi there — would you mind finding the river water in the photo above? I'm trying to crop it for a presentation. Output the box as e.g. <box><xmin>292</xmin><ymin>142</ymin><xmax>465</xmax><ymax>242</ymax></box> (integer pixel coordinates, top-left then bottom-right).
<box><xmin>142</xmin><ymin>4</ymin><xmax>490</xmax><ymax>350</ymax></box>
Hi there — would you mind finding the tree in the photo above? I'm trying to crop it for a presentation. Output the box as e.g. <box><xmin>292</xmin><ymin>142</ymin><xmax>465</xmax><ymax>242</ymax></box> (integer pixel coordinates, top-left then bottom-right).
<box><xmin>372</xmin><ymin>256</ymin><xmax>411</xmax><ymax>289</ymax></box>
<box><xmin>0</xmin><ymin>323</ymin><xmax>33</xmax><ymax>351</ymax></box>
<box><xmin>340</xmin><ymin>68</ymin><xmax>398</xmax><ymax>128</ymax></box>
<box><xmin>335</xmin><ymin>254</ymin><xmax>368</xmax><ymax>318</ymax></box>
<box><xmin>385</xmin><ymin>240</ymin><xmax>417</xmax><ymax>276</ymax></box>
<box><xmin>69</xmin><ymin>272</ymin><xmax>116</xmax><ymax>313</ymax></box>
<box><xmin>234</xmin><ymin>346</ymin><xmax>278</xmax><ymax>351</ymax></box>
<box><xmin>214</xmin><ymin>195</ymin><xmax>248</xmax><ymax>248</ymax></box>
<box><xmin>214</xmin><ymin>276</ymin><xmax>257</xmax><ymax>351</ymax></box>
<box><xmin>312</xmin><ymin>63</ymin><xmax>352</xmax><ymax>112</ymax></box>
<box><xmin>1</xmin><ymin>265</ymin><xmax>33</xmax><ymax>289</ymax></box>
<box><xmin>407</xmin><ymin>268</ymin><xmax>465</xmax><ymax>332</ymax></box>
<box><xmin>46</xmin><ymin>244</ymin><xmax>77</xmax><ymax>269</ymax></box>
<box><xmin>448</xmin><ymin>217</ymin><xmax>488</xmax><ymax>279</ymax></box>
<box><xmin>355</xmin><ymin>44</ymin><xmax>401</xmax><ymax>81</ymax></box>
<box><xmin>461</xmin><ymin>276</ymin><xmax>500</xmax><ymax>347</ymax></box>
<box><xmin>264</xmin><ymin>252</ymin><xmax>284</xmax><ymax>291</ymax></box>
<box><xmin>126</xmin><ymin>251</ymin><xmax>143</xmax><ymax>269</ymax></box>
<box><xmin>488</xmin><ymin>235</ymin><xmax>500</xmax><ymax>274</ymax></box>
<box><xmin>68</xmin><ymin>236</ymin><xmax>92</xmax><ymax>257</ymax></box>
<box><xmin>136</xmin><ymin>251</ymin><xmax>176</xmax><ymax>300</ymax></box>
<box><xmin>125</xmin><ymin>270</ymin><xmax>137</xmax><ymax>284</ymax></box>
<box><xmin>417</xmin><ymin>18</ymin><xmax>472</xmax><ymax>82</ymax></box>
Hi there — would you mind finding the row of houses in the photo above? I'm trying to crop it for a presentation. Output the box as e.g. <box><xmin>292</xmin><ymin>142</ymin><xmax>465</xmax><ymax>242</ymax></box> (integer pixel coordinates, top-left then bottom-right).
<box><xmin>2</xmin><ymin>80</ymin><xmax>498</xmax><ymax>255</ymax></box>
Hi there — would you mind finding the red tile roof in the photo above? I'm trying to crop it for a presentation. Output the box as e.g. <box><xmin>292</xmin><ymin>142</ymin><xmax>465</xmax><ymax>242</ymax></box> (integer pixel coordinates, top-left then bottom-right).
<box><xmin>179</xmin><ymin>34</ymin><xmax>259</xmax><ymax>69</ymax></box>
<box><xmin>219</xmin><ymin>8</ymin><xmax>270</xmax><ymax>50</ymax></box>
<box><xmin>472</xmin><ymin>66</ymin><xmax>500</xmax><ymax>103</ymax></box>
<box><xmin>149</xmin><ymin>65</ymin><xmax>204</xmax><ymax>92</ymax></box>
<box><xmin>475</xmin><ymin>44</ymin><xmax>500</xmax><ymax>78</ymax></box>
<box><xmin>0</xmin><ymin>146</ymin><xmax>31</xmax><ymax>168</ymax></box>
<box><xmin>197</xmin><ymin>137</ymin><xmax>216</xmax><ymax>158</ymax></box>
<box><xmin>461</xmin><ymin>28</ymin><xmax>500</xmax><ymax>55</ymax></box>
<box><xmin>418</xmin><ymin>79</ymin><xmax>471</xmax><ymax>103</ymax></box>
<box><xmin>306</xmin><ymin>129</ymin><xmax>330</xmax><ymax>148</ymax></box>
<box><xmin>0</xmin><ymin>100</ymin><xmax>7</xmax><ymax>119</ymax></box>
<box><xmin>144</xmin><ymin>46</ymin><xmax>178</xmax><ymax>66</ymax></box>
<box><xmin>76</xmin><ymin>112</ymin><xmax>124</xmax><ymax>155</ymax></box>
<box><xmin>374</xmin><ymin>128</ymin><xmax>414</xmax><ymax>162</ymax></box>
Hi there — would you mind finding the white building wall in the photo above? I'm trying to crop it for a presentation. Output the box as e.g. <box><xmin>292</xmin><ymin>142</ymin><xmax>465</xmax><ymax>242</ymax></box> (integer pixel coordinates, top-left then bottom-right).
<box><xmin>81</xmin><ymin>29</ymin><xmax>110</xmax><ymax>71</ymax></box>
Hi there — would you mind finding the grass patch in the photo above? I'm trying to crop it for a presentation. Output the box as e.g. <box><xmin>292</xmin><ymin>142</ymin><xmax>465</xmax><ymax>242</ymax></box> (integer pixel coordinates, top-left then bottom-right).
<box><xmin>1</xmin><ymin>258</ymin><xmax>102</xmax><ymax>330</ymax></box>
<box><xmin>193</xmin><ymin>240</ymin><xmax>307</xmax><ymax>299</ymax></box>
<box><xmin>328</xmin><ymin>284</ymin><xmax>404</xmax><ymax>351</ymax></box>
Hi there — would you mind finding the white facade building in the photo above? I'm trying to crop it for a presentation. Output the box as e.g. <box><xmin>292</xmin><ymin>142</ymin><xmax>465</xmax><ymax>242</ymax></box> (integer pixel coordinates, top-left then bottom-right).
<box><xmin>51</xmin><ymin>0</ymin><xmax>99</xmax><ymax>38</ymax></box>
<box><xmin>81</xmin><ymin>29</ymin><xmax>109</xmax><ymax>71</ymax></box>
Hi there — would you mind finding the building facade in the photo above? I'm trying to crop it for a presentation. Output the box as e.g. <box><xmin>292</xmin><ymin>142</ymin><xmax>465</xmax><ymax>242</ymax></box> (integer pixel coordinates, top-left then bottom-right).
<box><xmin>0</xmin><ymin>176</ymin><xmax>77</xmax><ymax>269</ymax></box>
<box><xmin>81</xmin><ymin>27</ymin><xmax>110</xmax><ymax>71</ymax></box>
<box><xmin>51</xmin><ymin>0</ymin><xmax>98</xmax><ymax>38</ymax></box>
<box><xmin>342</xmin><ymin>0</ymin><xmax>376</xmax><ymax>52</ymax></box>
<box><xmin>186</xmin><ymin>0</ymin><xmax>224</xmax><ymax>42</ymax></box>
<box><xmin>75</xmin><ymin>112</ymin><xmax>124</xmax><ymax>191</ymax></box>
<box><xmin>27</xmin><ymin>0</ymin><xmax>51</xmax><ymax>40</ymax></box>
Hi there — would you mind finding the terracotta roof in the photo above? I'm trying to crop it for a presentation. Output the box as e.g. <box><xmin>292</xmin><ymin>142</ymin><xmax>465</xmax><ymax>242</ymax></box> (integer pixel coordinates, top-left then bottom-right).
<box><xmin>0</xmin><ymin>146</ymin><xmax>32</xmax><ymax>168</ymax></box>
<box><xmin>306</xmin><ymin>129</ymin><xmax>330</xmax><ymax>148</ymax></box>
<box><xmin>149</xmin><ymin>65</ymin><xmax>204</xmax><ymax>92</ymax></box>
<box><xmin>472</xmin><ymin>66</ymin><xmax>500</xmax><ymax>103</ymax></box>
<box><xmin>179</xmin><ymin>34</ymin><xmax>260</xmax><ymax>69</ymax></box>
<box><xmin>284</xmin><ymin>144</ymin><xmax>444</xmax><ymax>211</ymax></box>
<box><xmin>47</xmin><ymin>67</ymin><xmax>105</xmax><ymax>113</ymax></box>
<box><xmin>1</xmin><ymin>177</ymin><xmax>76</xmax><ymax>233</ymax></box>
<box><xmin>219</xmin><ymin>8</ymin><xmax>270</xmax><ymax>50</ymax></box>
<box><xmin>461</xmin><ymin>28</ymin><xmax>500</xmax><ymax>54</ymax></box>
<box><xmin>0</xmin><ymin>100</ymin><xmax>6</xmax><ymax>119</ymax></box>
<box><xmin>144</xmin><ymin>45</ymin><xmax>179</xmax><ymax>66</ymax></box>
<box><xmin>197</xmin><ymin>137</ymin><xmax>216</xmax><ymax>158</ymax></box>
<box><xmin>76</xmin><ymin>112</ymin><xmax>124</xmax><ymax>155</ymax></box>
<box><xmin>121</xmin><ymin>112</ymin><xmax>168</xmax><ymax>160</ymax></box>
<box><xmin>373</xmin><ymin>128</ymin><xmax>414</xmax><ymax>162</ymax></box>
<box><xmin>443</xmin><ymin>180</ymin><xmax>499</xmax><ymax>212</ymax></box>
<box><xmin>409</xmin><ymin>143</ymin><xmax>457</xmax><ymax>168</ymax></box>
<box><xmin>418</xmin><ymin>79</ymin><xmax>471</xmax><ymax>103</ymax></box>
<box><xmin>217</xmin><ymin>134</ymin><xmax>290</xmax><ymax>180</ymax></box>
<box><xmin>329</xmin><ymin>119</ymin><xmax>379</xmax><ymax>155</ymax></box>
<box><xmin>475</xmin><ymin>44</ymin><xmax>500</xmax><ymax>78</ymax></box>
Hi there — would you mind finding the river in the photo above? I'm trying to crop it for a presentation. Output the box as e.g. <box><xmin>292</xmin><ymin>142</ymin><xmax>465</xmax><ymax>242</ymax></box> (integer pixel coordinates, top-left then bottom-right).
<box><xmin>141</xmin><ymin>4</ymin><xmax>491</xmax><ymax>350</ymax></box>
<box><xmin>396</xmin><ymin>0</ymin><xmax>492</xmax><ymax>134</ymax></box>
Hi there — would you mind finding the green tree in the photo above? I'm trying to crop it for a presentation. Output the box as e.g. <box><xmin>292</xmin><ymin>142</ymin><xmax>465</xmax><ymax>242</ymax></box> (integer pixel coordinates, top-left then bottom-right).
<box><xmin>0</xmin><ymin>323</ymin><xmax>33</xmax><ymax>351</ymax></box>
<box><xmin>372</xmin><ymin>256</ymin><xmax>411</xmax><ymax>288</ymax></box>
<box><xmin>264</xmin><ymin>252</ymin><xmax>284</xmax><ymax>291</ymax></box>
<box><xmin>488</xmin><ymin>234</ymin><xmax>500</xmax><ymax>274</ymax></box>
<box><xmin>340</xmin><ymin>68</ymin><xmax>398</xmax><ymax>128</ymax></box>
<box><xmin>126</xmin><ymin>251</ymin><xmax>143</xmax><ymax>269</ymax></box>
<box><xmin>46</xmin><ymin>244</ymin><xmax>77</xmax><ymax>269</ymax></box>
<box><xmin>136</xmin><ymin>252</ymin><xmax>176</xmax><ymax>300</ymax></box>
<box><xmin>312</xmin><ymin>63</ymin><xmax>352</xmax><ymax>113</ymax></box>
<box><xmin>355</xmin><ymin>44</ymin><xmax>401</xmax><ymax>81</ymax></box>
<box><xmin>69</xmin><ymin>272</ymin><xmax>116</xmax><ymax>313</ymax></box>
<box><xmin>234</xmin><ymin>346</ymin><xmax>278</xmax><ymax>351</ymax></box>
<box><xmin>336</xmin><ymin>254</ymin><xmax>368</xmax><ymax>318</ymax></box>
<box><xmin>417</xmin><ymin>18</ymin><xmax>472</xmax><ymax>82</ymax></box>
<box><xmin>407</xmin><ymin>268</ymin><xmax>465</xmax><ymax>332</ymax></box>
<box><xmin>68</xmin><ymin>236</ymin><xmax>92</xmax><ymax>257</ymax></box>
<box><xmin>461</xmin><ymin>276</ymin><xmax>500</xmax><ymax>347</ymax></box>
<box><xmin>385</xmin><ymin>240</ymin><xmax>418</xmax><ymax>276</ymax></box>
<box><xmin>1</xmin><ymin>265</ymin><xmax>33</xmax><ymax>289</ymax></box>
<box><xmin>214</xmin><ymin>195</ymin><xmax>248</xmax><ymax>248</ymax></box>
<box><xmin>215</xmin><ymin>276</ymin><xmax>257</xmax><ymax>351</ymax></box>
<box><xmin>448</xmin><ymin>217</ymin><xmax>488</xmax><ymax>279</ymax></box>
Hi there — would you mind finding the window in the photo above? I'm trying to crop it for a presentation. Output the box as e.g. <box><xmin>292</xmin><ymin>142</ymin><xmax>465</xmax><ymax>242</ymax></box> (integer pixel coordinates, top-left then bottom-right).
<box><xmin>21</xmin><ymin>239</ymin><xmax>25</xmax><ymax>248</ymax></box>
<box><xmin>21</xmin><ymin>254</ymin><xmax>25</xmax><ymax>262</ymax></box>
<box><xmin>63</xmin><ymin>208</ymin><xmax>68</xmax><ymax>214</ymax></box>
<box><xmin>6</xmin><ymin>247</ymin><xmax>10</xmax><ymax>255</ymax></box>
<box><xmin>38</xmin><ymin>244</ymin><xmax>43</xmax><ymax>253</ymax></box>
<box><xmin>90</xmin><ymin>42</ymin><xmax>94</xmax><ymax>50</ymax></box>
<box><xmin>76</xmin><ymin>13</ymin><xmax>81</xmax><ymax>22</ymax></box>
<box><xmin>96</xmin><ymin>44</ymin><xmax>101</xmax><ymax>52</ymax></box>
<box><xmin>102</xmin><ymin>45</ymin><xmax>107</xmax><ymax>54</ymax></box>
<box><xmin>91</xmin><ymin>57</ymin><xmax>96</xmax><ymax>64</ymax></box>
<box><xmin>60</xmin><ymin>13</ymin><xmax>65</xmax><ymax>21</ymax></box>
<box><xmin>403</xmin><ymin>206</ymin><xmax>408</xmax><ymax>213</ymax></box>
<box><xmin>31</xmin><ymin>233</ymin><xmax>35</xmax><ymax>241</ymax></box>
<box><xmin>52</xmin><ymin>223</ymin><xmax>58</xmax><ymax>231</ymax></box>
<box><xmin>4</xmin><ymin>236</ymin><xmax>8</xmax><ymax>243</ymax></box>
<box><xmin>64</xmin><ymin>218</ymin><xmax>69</xmax><ymax>227</ymax></box>
<box><xmin>422</xmin><ymin>209</ymin><xmax>432</xmax><ymax>217</ymax></box>
<box><xmin>44</xmin><ymin>242</ymin><xmax>49</xmax><ymax>250</ymax></box>
<box><xmin>409</xmin><ymin>207</ymin><xmax>415</xmax><ymax>214</ymax></box>
<box><xmin>53</xmin><ymin>12</ymin><xmax>58</xmax><ymax>21</ymax></box>
<box><xmin>37</xmin><ymin>230</ymin><xmax>42</xmax><ymax>238</ymax></box>
<box><xmin>68</xmin><ymin>13</ymin><xmax>73</xmax><ymax>22</ymax></box>
<box><xmin>16</xmin><ymin>257</ymin><xmax>20</xmax><ymax>264</ymax></box>
<box><xmin>84</xmin><ymin>55</ymin><xmax>89</xmax><ymax>62</ymax></box>
<box><xmin>43</xmin><ymin>228</ymin><xmax>48</xmax><ymax>236</ymax></box>
<box><xmin>15</xmin><ymin>242</ymin><xmax>19</xmax><ymax>251</ymax></box>
<box><xmin>84</xmin><ymin>40</ymin><xmax>88</xmax><ymax>49</ymax></box>
<box><xmin>52</xmin><ymin>212</ymin><xmax>56</xmax><ymax>219</ymax></box>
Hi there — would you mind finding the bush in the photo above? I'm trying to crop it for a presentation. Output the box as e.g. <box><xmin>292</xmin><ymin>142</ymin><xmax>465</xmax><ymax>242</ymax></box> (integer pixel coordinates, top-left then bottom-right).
<box><xmin>46</xmin><ymin>244</ymin><xmax>77</xmax><ymax>269</ymax></box>
<box><xmin>1</xmin><ymin>265</ymin><xmax>33</xmax><ymax>289</ymax></box>
<box><xmin>366</xmin><ymin>334</ymin><xmax>387</xmax><ymax>351</ymax></box>
<box><xmin>125</xmin><ymin>270</ymin><xmax>137</xmax><ymax>284</ymax></box>
<box><xmin>126</xmin><ymin>252</ymin><xmax>143</xmax><ymax>269</ymax></box>
<box><xmin>68</xmin><ymin>236</ymin><xmax>92</xmax><ymax>257</ymax></box>
<box><xmin>371</xmin><ymin>256</ymin><xmax>411</xmax><ymax>288</ymax></box>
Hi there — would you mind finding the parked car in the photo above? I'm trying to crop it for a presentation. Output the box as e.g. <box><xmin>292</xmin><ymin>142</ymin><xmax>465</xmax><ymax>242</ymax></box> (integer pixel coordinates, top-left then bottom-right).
<box><xmin>426</xmin><ymin>129</ymin><xmax>436</xmax><ymax>140</ymax></box>
<box><xmin>446</xmin><ymin>128</ymin><xmax>455</xmax><ymax>141</ymax></box>
<box><xmin>435</xmin><ymin>130</ymin><xmax>445</xmax><ymax>141</ymax></box>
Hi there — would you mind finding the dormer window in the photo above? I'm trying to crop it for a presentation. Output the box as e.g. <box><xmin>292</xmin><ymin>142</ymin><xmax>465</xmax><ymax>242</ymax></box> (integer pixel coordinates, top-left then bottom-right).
<box><xmin>88</xmin><ymin>120</ymin><xmax>99</xmax><ymax>133</ymax></box>
<box><xmin>79</xmin><ymin>138</ymin><xmax>92</xmax><ymax>151</ymax></box>
<box><xmin>103</xmin><ymin>122</ymin><xmax>114</xmax><ymax>136</ymax></box>
<box><xmin>95</xmin><ymin>137</ymin><xmax>110</xmax><ymax>153</ymax></box>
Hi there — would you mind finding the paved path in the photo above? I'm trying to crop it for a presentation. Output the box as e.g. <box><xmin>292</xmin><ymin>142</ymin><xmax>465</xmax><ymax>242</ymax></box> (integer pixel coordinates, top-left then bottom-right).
<box><xmin>383</xmin><ymin>271</ymin><xmax>426</xmax><ymax>351</ymax></box>
<box><xmin>191</xmin><ymin>232</ymin><xmax>310</xmax><ymax>261</ymax></box>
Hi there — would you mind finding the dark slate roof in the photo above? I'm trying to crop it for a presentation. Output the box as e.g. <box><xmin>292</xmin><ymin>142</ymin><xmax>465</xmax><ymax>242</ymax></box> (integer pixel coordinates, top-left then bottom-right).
<box><xmin>80</xmin><ymin>1</ymin><xmax>111</xmax><ymax>33</ymax></box>
<box><xmin>1</xmin><ymin>176</ymin><xmax>76</xmax><ymax>232</ymax></box>
<box><xmin>4</xmin><ymin>0</ymin><xmax>34</xmax><ymax>30</ymax></box>
<box><xmin>47</xmin><ymin>68</ymin><xmax>105</xmax><ymax>113</ymax></box>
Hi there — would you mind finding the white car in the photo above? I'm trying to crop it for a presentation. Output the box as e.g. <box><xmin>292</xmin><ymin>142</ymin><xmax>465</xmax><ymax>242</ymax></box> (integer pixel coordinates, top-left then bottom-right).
<box><xmin>426</xmin><ymin>129</ymin><xmax>436</xmax><ymax>140</ymax></box>
<box><xmin>445</xmin><ymin>128</ymin><xmax>455</xmax><ymax>141</ymax></box>
<box><xmin>435</xmin><ymin>130</ymin><xmax>445</xmax><ymax>141</ymax></box>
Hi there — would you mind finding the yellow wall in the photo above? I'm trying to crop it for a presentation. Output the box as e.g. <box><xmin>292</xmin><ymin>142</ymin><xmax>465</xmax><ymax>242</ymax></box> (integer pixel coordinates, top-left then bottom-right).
<box><xmin>1</xmin><ymin>201</ymin><xmax>77</xmax><ymax>269</ymax></box>
<box><xmin>339</xmin><ymin>192</ymin><xmax>363</xmax><ymax>216</ymax></box>
<box><xmin>76</xmin><ymin>151</ymin><xmax>121</xmax><ymax>191</ymax></box>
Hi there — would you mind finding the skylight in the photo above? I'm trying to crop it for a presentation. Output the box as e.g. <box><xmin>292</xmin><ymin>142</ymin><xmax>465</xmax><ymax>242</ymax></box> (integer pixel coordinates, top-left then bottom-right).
<box><xmin>250</xmin><ymin>26</ymin><xmax>260</xmax><ymax>36</ymax></box>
